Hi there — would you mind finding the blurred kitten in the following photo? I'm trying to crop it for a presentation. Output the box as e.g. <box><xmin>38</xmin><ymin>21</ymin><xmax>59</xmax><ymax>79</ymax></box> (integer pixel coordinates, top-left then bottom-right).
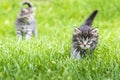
<box><xmin>15</xmin><ymin>2</ymin><xmax>37</xmax><ymax>40</ymax></box>
<box><xmin>72</xmin><ymin>10</ymin><xmax>98</xmax><ymax>59</ymax></box>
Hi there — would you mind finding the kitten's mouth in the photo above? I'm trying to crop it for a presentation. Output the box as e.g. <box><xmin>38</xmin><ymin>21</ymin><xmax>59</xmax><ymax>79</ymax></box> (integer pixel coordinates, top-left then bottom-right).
<box><xmin>80</xmin><ymin>45</ymin><xmax>90</xmax><ymax>49</ymax></box>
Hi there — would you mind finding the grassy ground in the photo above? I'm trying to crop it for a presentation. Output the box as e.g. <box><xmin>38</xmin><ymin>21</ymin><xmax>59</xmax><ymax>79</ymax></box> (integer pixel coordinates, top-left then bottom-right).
<box><xmin>0</xmin><ymin>0</ymin><xmax>120</xmax><ymax>80</ymax></box>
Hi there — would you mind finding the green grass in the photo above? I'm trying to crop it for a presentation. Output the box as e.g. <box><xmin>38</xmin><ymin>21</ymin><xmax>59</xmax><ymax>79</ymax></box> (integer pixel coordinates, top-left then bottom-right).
<box><xmin>0</xmin><ymin>0</ymin><xmax>120</xmax><ymax>80</ymax></box>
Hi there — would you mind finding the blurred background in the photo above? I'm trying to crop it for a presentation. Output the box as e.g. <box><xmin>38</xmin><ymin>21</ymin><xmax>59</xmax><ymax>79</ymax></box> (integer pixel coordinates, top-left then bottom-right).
<box><xmin>0</xmin><ymin>0</ymin><xmax>120</xmax><ymax>38</ymax></box>
<box><xmin>0</xmin><ymin>0</ymin><xmax>120</xmax><ymax>80</ymax></box>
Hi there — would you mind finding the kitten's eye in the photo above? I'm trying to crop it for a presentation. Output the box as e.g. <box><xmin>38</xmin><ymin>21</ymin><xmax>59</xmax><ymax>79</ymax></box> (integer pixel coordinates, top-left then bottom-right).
<box><xmin>79</xmin><ymin>39</ymin><xmax>83</xmax><ymax>43</ymax></box>
<box><xmin>87</xmin><ymin>39</ymin><xmax>92</xmax><ymax>44</ymax></box>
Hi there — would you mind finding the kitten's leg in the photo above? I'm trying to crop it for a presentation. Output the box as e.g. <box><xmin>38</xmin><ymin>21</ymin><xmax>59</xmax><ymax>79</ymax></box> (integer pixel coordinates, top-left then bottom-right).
<box><xmin>72</xmin><ymin>48</ymin><xmax>81</xmax><ymax>59</ymax></box>
<box><xmin>90</xmin><ymin>50</ymin><xmax>93</xmax><ymax>54</ymax></box>
<box><xmin>32</xmin><ymin>21</ymin><xmax>37</xmax><ymax>37</ymax></box>
<box><xmin>33</xmin><ymin>29</ymin><xmax>38</xmax><ymax>37</ymax></box>
<box><xmin>16</xmin><ymin>30</ymin><xmax>22</xmax><ymax>40</ymax></box>
<box><xmin>90</xmin><ymin>50</ymin><xmax>93</xmax><ymax>57</ymax></box>
<box><xmin>25</xmin><ymin>30</ymin><xmax>32</xmax><ymax>40</ymax></box>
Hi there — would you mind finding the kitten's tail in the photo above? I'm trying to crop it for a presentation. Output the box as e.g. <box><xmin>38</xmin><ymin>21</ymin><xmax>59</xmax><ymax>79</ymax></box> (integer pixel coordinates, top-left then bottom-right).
<box><xmin>23</xmin><ymin>2</ymin><xmax>33</xmax><ymax>7</ymax></box>
<box><xmin>83</xmin><ymin>10</ymin><xmax>98</xmax><ymax>27</ymax></box>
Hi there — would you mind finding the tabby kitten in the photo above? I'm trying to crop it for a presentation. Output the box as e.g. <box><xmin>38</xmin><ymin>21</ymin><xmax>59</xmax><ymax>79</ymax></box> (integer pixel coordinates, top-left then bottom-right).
<box><xmin>15</xmin><ymin>2</ymin><xmax>37</xmax><ymax>40</ymax></box>
<box><xmin>72</xmin><ymin>10</ymin><xmax>98</xmax><ymax>59</ymax></box>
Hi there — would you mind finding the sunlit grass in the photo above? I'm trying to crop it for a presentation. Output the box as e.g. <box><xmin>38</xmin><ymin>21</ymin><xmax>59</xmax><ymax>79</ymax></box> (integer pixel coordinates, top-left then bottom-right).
<box><xmin>0</xmin><ymin>0</ymin><xmax>120</xmax><ymax>80</ymax></box>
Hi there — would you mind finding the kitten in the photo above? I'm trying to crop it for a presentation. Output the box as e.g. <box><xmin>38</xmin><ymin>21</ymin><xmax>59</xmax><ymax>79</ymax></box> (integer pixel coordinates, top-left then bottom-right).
<box><xmin>15</xmin><ymin>2</ymin><xmax>37</xmax><ymax>40</ymax></box>
<box><xmin>72</xmin><ymin>10</ymin><xmax>98</xmax><ymax>59</ymax></box>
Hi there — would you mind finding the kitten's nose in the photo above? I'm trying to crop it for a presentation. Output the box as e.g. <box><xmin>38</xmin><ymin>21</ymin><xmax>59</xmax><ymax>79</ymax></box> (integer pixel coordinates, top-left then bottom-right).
<box><xmin>84</xmin><ymin>44</ymin><xmax>86</xmax><ymax>47</ymax></box>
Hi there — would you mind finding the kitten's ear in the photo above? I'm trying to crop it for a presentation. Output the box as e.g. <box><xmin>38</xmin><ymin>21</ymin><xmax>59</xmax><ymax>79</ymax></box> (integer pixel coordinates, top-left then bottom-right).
<box><xmin>74</xmin><ymin>27</ymin><xmax>81</xmax><ymax>35</ymax></box>
<box><xmin>91</xmin><ymin>28</ymin><xmax>98</xmax><ymax>36</ymax></box>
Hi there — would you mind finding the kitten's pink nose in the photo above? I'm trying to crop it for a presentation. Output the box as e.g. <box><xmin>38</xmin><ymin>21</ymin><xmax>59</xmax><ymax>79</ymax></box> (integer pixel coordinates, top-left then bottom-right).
<box><xmin>83</xmin><ymin>44</ymin><xmax>86</xmax><ymax>47</ymax></box>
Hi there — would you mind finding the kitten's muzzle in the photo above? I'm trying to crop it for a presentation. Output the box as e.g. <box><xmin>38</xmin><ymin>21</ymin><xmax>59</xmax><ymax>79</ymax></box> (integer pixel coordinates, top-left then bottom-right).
<box><xmin>83</xmin><ymin>42</ymin><xmax>87</xmax><ymax>46</ymax></box>
<box><xmin>83</xmin><ymin>44</ymin><xmax>86</xmax><ymax>47</ymax></box>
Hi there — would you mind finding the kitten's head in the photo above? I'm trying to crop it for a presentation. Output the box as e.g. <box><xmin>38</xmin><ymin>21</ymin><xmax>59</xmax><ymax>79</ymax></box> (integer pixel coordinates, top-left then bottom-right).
<box><xmin>19</xmin><ymin>8</ymin><xmax>34</xmax><ymax>17</ymax></box>
<box><xmin>73</xmin><ymin>27</ymin><xmax>98</xmax><ymax>49</ymax></box>
<box><xmin>18</xmin><ymin>2</ymin><xmax>35</xmax><ymax>21</ymax></box>
<box><xmin>73</xmin><ymin>10</ymin><xmax>98</xmax><ymax>49</ymax></box>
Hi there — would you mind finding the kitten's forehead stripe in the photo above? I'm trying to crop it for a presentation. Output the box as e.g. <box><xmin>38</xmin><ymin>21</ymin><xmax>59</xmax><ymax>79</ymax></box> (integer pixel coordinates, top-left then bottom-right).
<box><xmin>79</xmin><ymin>26</ymin><xmax>92</xmax><ymax>38</ymax></box>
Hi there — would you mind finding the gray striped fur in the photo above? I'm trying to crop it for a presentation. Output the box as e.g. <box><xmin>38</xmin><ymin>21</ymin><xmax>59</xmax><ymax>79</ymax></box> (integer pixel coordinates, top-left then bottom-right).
<box><xmin>15</xmin><ymin>2</ymin><xmax>37</xmax><ymax>40</ymax></box>
<box><xmin>72</xmin><ymin>10</ymin><xmax>98</xmax><ymax>59</ymax></box>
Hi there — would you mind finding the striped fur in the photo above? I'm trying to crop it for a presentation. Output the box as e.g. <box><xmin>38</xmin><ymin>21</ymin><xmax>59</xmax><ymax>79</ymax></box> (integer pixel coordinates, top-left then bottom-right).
<box><xmin>15</xmin><ymin>2</ymin><xmax>37</xmax><ymax>40</ymax></box>
<box><xmin>72</xmin><ymin>10</ymin><xmax>98</xmax><ymax>59</ymax></box>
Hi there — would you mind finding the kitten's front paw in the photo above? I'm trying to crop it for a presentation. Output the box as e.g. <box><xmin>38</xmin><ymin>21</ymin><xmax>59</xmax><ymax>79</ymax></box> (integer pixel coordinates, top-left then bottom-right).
<box><xmin>72</xmin><ymin>50</ymin><xmax>81</xmax><ymax>60</ymax></box>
